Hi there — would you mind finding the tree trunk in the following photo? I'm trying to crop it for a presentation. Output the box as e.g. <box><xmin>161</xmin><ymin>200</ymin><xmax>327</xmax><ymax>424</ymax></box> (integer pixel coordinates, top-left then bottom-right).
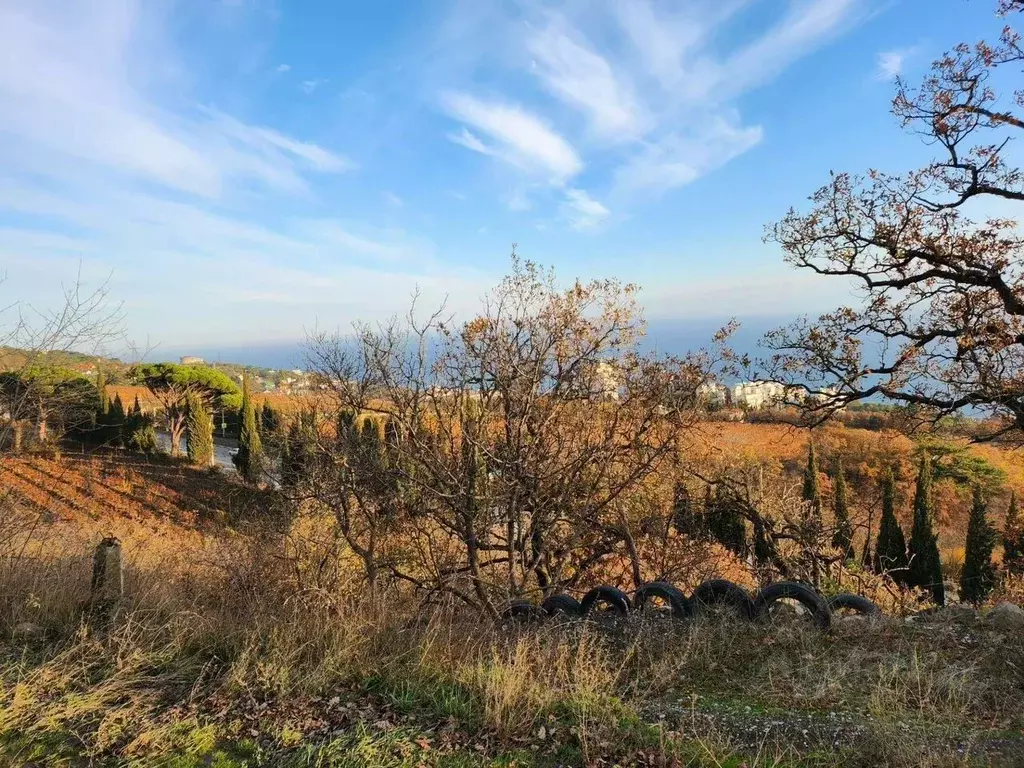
<box><xmin>168</xmin><ymin>413</ymin><xmax>184</xmax><ymax>457</ymax></box>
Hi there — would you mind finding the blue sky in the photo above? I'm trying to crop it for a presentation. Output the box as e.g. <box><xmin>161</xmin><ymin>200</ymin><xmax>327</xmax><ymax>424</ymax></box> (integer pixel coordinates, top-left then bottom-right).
<box><xmin>0</xmin><ymin>0</ymin><xmax>1007</xmax><ymax>358</ymax></box>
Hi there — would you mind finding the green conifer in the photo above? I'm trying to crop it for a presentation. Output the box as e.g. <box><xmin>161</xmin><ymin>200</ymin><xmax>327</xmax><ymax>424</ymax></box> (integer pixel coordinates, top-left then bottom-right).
<box><xmin>1003</xmin><ymin>491</ymin><xmax>1024</xmax><ymax>576</ymax></box>
<box><xmin>874</xmin><ymin>468</ymin><xmax>909</xmax><ymax>580</ymax></box>
<box><xmin>908</xmin><ymin>454</ymin><xmax>945</xmax><ymax>605</ymax></box>
<box><xmin>185</xmin><ymin>393</ymin><xmax>215</xmax><ymax>466</ymax></box>
<box><xmin>831</xmin><ymin>456</ymin><xmax>854</xmax><ymax>560</ymax></box>
<box><xmin>234</xmin><ymin>371</ymin><xmax>264</xmax><ymax>483</ymax></box>
<box><xmin>961</xmin><ymin>484</ymin><xmax>997</xmax><ymax>604</ymax></box>
<box><xmin>802</xmin><ymin>440</ymin><xmax>822</xmax><ymax>518</ymax></box>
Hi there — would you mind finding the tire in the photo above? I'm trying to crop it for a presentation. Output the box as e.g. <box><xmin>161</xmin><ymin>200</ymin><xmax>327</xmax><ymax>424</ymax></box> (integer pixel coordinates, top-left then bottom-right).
<box><xmin>691</xmin><ymin>579</ymin><xmax>754</xmax><ymax>620</ymax></box>
<box><xmin>752</xmin><ymin>582</ymin><xmax>831</xmax><ymax>630</ymax></box>
<box><xmin>501</xmin><ymin>599</ymin><xmax>542</xmax><ymax>622</ymax></box>
<box><xmin>827</xmin><ymin>593</ymin><xmax>882</xmax><ymax>617</ymax></box>
<box><xmin>541</xmin><ymin>594</ymin><xmax>582</xmax><ymax>618</ymax></box>
<box><xmin>580</xmin><ymin>585</ymin><xmax>631</xmax><ymax>617</ymax></box>
<box><xmin>633</xmin><ymin>581</ymin><xmax>693</xmax><ymax>619</ymax></box>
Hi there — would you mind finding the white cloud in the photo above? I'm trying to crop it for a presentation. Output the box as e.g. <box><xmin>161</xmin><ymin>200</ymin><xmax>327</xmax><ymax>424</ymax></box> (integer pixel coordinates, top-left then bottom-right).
<box><xmin>527</xmin><ymin>20</ymin><xmax>647</xmax><ymax>141</ymax></box>
<box><xmin>561</xmin><ymin>189</ymin><xmax>609</xmax><ymax>232</ymax></box>
<box><xmin>436</xmin><ymin>0</ymin><xmax>867</xmax><ymax>209</ymax></box>
<box><xmin>505</xmin><ymin>188</ymin><xmax>531</xmax><ymax>212</ymax></box>
<box><xmin>711</xmin><ymin>0</ymin><xmax>862</xmax><ymax>99</ymax></box>
<box><xmin>0</xmin><ymin>0</ymin><xmax>468</xmax><ymax>347</ymax></box>
<box><xmin>614</xmin><ymin>117</ymin><xmax>763</xmax><ymax>197</ymax></box>
<box><xmin>441</xmin><ymin>91</ymin><xmax>583</xmax><ymax>182</ymax></box>
<box><xmin>301</xmin><ymin>78</ymin><xmax>328</xmax><ymax>94</ymax></box>
<box><xmin>876</xmin><ymin>48</ymin><xmax>916</xmax><ymax>80</ymax></box>
<box><xmin>276</xmin><ymin>63</ymin><xmax>291</xmax><ymax>73</ymax></box>
<box><xmin>384</xmin><ymin>191</ymin><xmax>404</xmax><ymax>207</ymax></box>
<box><xmin>0</xmin><ymin>2</ymin><xmax>348</xmax><ymax>199</ymax></box>
<box><xmin>447</xmin><ymin>127</ymin><xmax>496</xmax><ymax>156</ymax></box>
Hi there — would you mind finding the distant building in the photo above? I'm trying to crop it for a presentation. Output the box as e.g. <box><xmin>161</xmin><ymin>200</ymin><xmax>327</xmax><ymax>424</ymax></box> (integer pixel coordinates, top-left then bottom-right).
<box><xmin>731</xmin><ymin>381</ymin><xmax>792</xmax><ymax>410</ymax></box>
<box><xmin>180</xmin><ymin>356</ymin><xmax>204</xmax><ymax>365</ymax></box>
<box><xmin>697</xmin><ymin>382</ymin><xmax>729</xmax><ymax>407</ymax></box>
<box><xmin>593</xmin><ymin>360</ymin><xmax>622</xmax><ymax>401</ymax></box>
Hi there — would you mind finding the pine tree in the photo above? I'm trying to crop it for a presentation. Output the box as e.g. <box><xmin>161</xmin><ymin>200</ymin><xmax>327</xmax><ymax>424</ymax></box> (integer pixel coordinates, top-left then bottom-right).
<box><xmin>1003</xmin><ymin>491</ymin><xmax>1024</xmax><ymax>576</ymax></box>
<box><xmin>671</xmin><ymin>481</ymin><xmax>704</xmax><ymax>537</ymax></box>
<box><xmin>185</xmin><ymin>393</ymin><xmax>215</xmax><ymax>466</ymax></box>
<box><xmin>908</xmin><ymin>455</ymin><xmax>945</xmax><ymax>605</ymax></box>
<box><xmin>961</xmin><ymin>484</ymin><xmax>997</xmax><ymax>604</ymax></box>
<box><xmin>233</xmin><ymin>371</ymin><xmax>264</xmax><ymax>483</ymax></box>
<box><xmin>831</xmin><ymin>456</ymin><xmax>854</xmax><ymax>561</ymax></box>
<box><xmin>874</xmin><ymin>468</ymin><xmax>909</xmax><ymax>581</ymax></box>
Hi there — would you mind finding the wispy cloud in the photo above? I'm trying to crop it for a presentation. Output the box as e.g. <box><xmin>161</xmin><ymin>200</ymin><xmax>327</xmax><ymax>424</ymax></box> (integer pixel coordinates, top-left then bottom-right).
<box><xmin>527</xmin><ymin>19</ymin><xmax>647</xmax><ymax>142</ymax></box>
<box><xmin>561</xmin><ymin>189</ymin><xmax>609</xmax><ymax>232</ymax></box>
<box><xmin>0</xmin><ymin>2</ymin><xmax>349</xmax><ymax>199</ymax></box>
<box><xmin>441</xmin><ymin>91</ymin><xmax>582</xmax><ymax>182</ymax></box>
<box><xmin>301</xmin><ymin>78</ymin><xmax>328</xmax><ymax>94</ymax></box>
<box><xmin>876</xmin><ymin>47</ymin><xmax>916</xmax><ymax>80</ymax></box>
<box><xmin>614</xmin><ymin>117</ymin><xmax>763</xmax><ymax>196</ymax></box>
<box><xmin>436</xmin><ymin>0</ymin><xmax>870</xmax><ymax>214</ymax></box>
<box><xmin>0</xmin><ymin>0</ymin><xmax>476</xmax><ymax>346</ymax></box>
<box><xmin>383</xmin><ymin>191</ymin><xmax>404</xmax><ymax>207</ymax></box>
<box><xmin>276</xmin><ymin>63</ymin><xmax>291</xmax><ymax>73</ymax></box>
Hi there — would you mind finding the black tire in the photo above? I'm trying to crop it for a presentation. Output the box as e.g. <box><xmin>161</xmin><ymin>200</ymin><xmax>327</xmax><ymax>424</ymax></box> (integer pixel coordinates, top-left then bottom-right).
<box><xmin>580</xmin><ymin>586</ymin><xmax>631</xmax><ymax>617</ymax></box>
<box><xmin>752</xmin><ymin>582</ymin><xmax>831</xmax><ymax>630</ymax></box>
<box><xmin>501</xmin><ymin>599</ymin><xmax>542</xmax><ymax>622</ymax></box>
<box><xmin>633</xmin><ymin>581</ymin><xmax>693</xmax><ymax>619</ymax></box>
<box><xmin>827</xmin><ymin>593</ymin><xmax>882</xmax><ymax>617</ymax></box>
<box><xmin>541</xmin><ymin>594</ymin><xmax>582</xmax><ymax>618</ymax></box>
<box><xmin>691</xmin><ymin>579</ymin><xmax>754</xmax><ymax>620</ymax></box>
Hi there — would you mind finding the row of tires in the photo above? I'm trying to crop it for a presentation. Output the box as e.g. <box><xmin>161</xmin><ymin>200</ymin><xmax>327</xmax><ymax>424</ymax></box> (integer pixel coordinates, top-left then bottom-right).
<box><xmin>503</xmin><ymin>579</ymin><xmax>882</xmax><ymax>631</ymax></box>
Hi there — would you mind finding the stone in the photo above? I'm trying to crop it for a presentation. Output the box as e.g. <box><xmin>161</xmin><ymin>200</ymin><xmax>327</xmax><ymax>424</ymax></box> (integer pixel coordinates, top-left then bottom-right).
<box><xmin>986</xmin><ymin>602</ymin><xmax>1024</xmax><ymax>631</ymax></box>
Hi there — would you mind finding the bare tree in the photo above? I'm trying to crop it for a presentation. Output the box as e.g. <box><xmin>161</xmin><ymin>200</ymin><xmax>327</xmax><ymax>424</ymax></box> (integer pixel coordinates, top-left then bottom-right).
<box><xmin>0</xmin><ymin>270</ymin><xmax>124</xmax><ymax>451</ymax></box>
<box><xmin>761</xmin><ymin>1</ymin><xmax>1024</xmax><ymax>441</ymax></box>
<box><xmin>302</xmin><ymin>257</ymin><xmax>723</xmax><ymax>614</ymax></box>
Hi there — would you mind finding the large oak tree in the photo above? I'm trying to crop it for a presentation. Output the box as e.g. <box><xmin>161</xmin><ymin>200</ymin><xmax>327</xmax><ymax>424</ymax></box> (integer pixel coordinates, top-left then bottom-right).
<box><xmin>762</xmin><ymin>1</ymin><xmax>1024</xmax><ymax>441</ymax></box>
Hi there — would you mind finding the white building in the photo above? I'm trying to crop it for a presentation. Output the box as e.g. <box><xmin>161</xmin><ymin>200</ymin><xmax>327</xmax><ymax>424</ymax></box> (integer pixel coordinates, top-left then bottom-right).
<box><xmin>730</xmin><ymin>381</ymin><xmax>795</xmax><ymax>410</ymax></box>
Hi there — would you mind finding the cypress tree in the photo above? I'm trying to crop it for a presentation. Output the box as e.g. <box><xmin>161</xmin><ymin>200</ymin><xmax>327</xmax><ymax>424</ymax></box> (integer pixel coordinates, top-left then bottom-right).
<box><xmin>908</xmin><ymin>455</ymin><xmax>945</xmax><ymax>605</ymax></box>
<box><xmin>961</xmin><ymin>484</ymin><xmax>997</xmax><ymax>604</ymax></box>
<box><xmin>1003</xmin><ymin>491</ymin><xmax>1024</xmax><ymax>576</ymax></box>
<box><xmin>185</xmin><ymin>393</ymin><xmax>215</xmax><ymax>466</ymax></box>
<box><xmin>802</xmin><ymin>440</ymin><xmax>822</xmax><ymax>519</ymax></box>
<box><xmin>874</xmin><ymin>468</ymin><xmax>909</xmax><ymax>580</ymax></box>
<box><xmin>831</xmin><ymin>456</ymin><xmax>854</xmax><ymax>561</ymax></box>
<box><xmin>234</xmin><ymin>372</ymin><xmax>264</xmax><ymax>483</ymax></box>
<box><xmin>281</xmin><ymin>417</ymin><xmax>309</xmax><ymax>488</ymax></box>
<box><xmin>126</xmin><ymin>394</ymin><xmax>157</xmax><ymax>453</ymax></box>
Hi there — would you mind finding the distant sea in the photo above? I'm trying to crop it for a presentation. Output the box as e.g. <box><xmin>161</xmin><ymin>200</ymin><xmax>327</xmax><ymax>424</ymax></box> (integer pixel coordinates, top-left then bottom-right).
<box><xmin>154</xmin><ymin>317</ymin><xmax>786</xmax><ymax>372</ymax></box>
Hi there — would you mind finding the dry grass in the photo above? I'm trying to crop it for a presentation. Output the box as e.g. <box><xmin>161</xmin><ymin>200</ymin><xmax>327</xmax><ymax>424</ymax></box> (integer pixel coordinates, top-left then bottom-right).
<box><xmin>0</xmin><ymin>454</ymin><xmax>1022</xmax><ymax>766</ymax></box>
